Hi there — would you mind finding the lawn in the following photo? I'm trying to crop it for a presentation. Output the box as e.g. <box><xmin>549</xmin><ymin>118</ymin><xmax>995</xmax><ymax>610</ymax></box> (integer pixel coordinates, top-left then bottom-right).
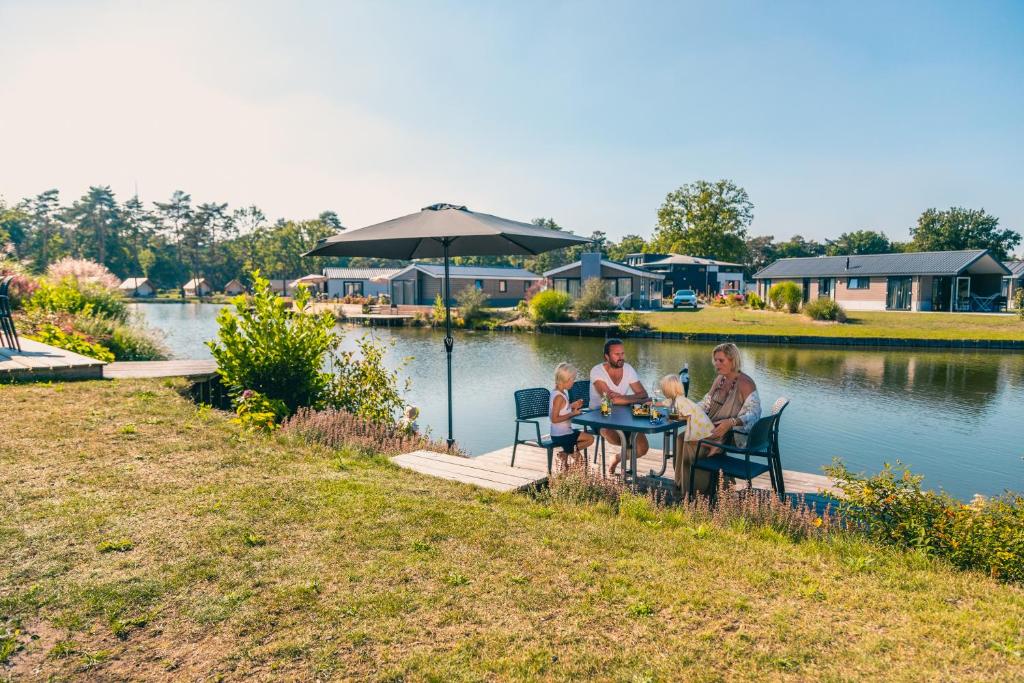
<box><xmin>646</xmin><ymin>306</ymin><xmax>1024</xmax><ymax>341</ymax></box>
<box><xmin>1</xmin><ymin>380</ymin><xmax>1023</xmax><ymax>680</ymax></box>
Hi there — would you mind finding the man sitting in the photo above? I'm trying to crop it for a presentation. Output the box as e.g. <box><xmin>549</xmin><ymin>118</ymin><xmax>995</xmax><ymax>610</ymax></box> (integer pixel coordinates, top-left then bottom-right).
<box><xmin>589</xmin><ymin>338</ymin><xmax>649</xmax><ymax>475</ymax></box>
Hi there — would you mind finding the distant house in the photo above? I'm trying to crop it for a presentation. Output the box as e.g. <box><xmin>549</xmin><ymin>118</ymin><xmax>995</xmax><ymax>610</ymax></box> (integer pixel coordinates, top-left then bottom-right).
<box><xmin>182</xmin><ymin>278</ymin><xmax>213</xmax><ymax>297</ymax></box>
<box><xmin>389</xmin><ymin>264</ymin><xmax>540</xmax><ymax>306</ymax></box>
<box><xmin>637</xmin><ymin>254</ymin><xmax>745</xmax><ymax>297</ymax></box>
<box><xmin>753</xmin><ymin>249</ymin><xmax>1012</xmax><ymax>312</ymax></box>
<box><xmin>322</xmin><ymin>267</ymin><xmax>400</xmax><ymax>299</ymax></box>
<box><xmin>544</xmin><ymin>253</ymin><xmax>664</xmax><ymax>309</ymax></box>
<box><xmin>289</xmin><ymin>274</ymin><xmax>329</xmax><ymax>295</ymax></box>
<box><xmin>1005</xmin><ymin>261</ymin><xmax>1024</xmax><ymax>309</ymax></box>
<box><xmin>119</xmin><ymin>277</ymin><xmax>155</xmax><ymax>298</ymax></box>
<box><xmin>223</xmin><ymin>279</ymin><xmax>246</xmax><ymax>296</ymax></box>
<box><xmin>267</xmin><ymin>279</ymin><xmax>291</xmax><ymax>296</ymax></box>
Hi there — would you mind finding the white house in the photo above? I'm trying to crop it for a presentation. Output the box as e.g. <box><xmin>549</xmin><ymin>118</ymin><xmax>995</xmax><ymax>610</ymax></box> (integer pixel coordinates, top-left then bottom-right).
<box><xmin>182</xmin><ymin>278</ymin><xmax>213</xmax><ymax>297</ymax></box>
<box><xmin>119</xmin><ymin>277</ymin><xmax>155</xmax><ymax>298</ymax></box>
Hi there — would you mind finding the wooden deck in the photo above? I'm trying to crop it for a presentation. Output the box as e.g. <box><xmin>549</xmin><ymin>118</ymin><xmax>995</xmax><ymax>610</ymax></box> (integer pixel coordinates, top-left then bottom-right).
<box><xmin>0</xmin><ymin>338</ymin><xmax>105</xmax><ymax>381</ymax></box>
<box><xmin>103</xmin><ymin>360</ymin><xmax>218</xmax><ymax>379</ymax></box>
<box><xmin>393</xmin><ymin>442</ymin><xmax>838</xmax><ymax>495</ymax></box>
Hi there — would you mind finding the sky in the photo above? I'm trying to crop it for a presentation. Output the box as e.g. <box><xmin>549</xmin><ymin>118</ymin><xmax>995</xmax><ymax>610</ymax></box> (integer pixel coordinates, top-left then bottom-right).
<box><xmin>1</xmin><ymin>0</ymin><xmax>1022</xmax><ymax>246</ymax></box>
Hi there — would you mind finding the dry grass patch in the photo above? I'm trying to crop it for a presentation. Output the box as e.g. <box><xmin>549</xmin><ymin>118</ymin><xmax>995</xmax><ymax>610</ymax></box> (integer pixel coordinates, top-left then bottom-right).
<box><xmin>0</xmin><ymin>379</ymin><xmax>1022</xmax><ymax>680</ymax></box>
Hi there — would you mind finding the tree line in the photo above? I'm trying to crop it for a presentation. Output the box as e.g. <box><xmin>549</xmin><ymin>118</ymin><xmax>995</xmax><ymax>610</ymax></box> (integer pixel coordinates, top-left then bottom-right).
<box><xmin>2</xmin><ymin>181</ymin><xmax>1019</xmax><ymax>290</ymax></box>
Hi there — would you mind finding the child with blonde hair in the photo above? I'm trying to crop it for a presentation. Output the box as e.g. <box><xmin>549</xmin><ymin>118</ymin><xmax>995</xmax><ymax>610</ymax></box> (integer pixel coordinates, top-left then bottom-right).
<box><xmin>550</xmin><ymin>362</ymin><xmax>595</xmax><ymax>468</ymax></box>
<box><xmin>659</xmin><ymin>374</ymin><xmax>716</xmax><ymax>492</ymax></box>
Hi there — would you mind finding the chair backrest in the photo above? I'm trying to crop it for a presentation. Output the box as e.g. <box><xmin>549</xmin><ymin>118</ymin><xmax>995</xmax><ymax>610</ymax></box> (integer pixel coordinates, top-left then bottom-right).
<box><xmin>770</xmin><ymin>396</ymin><xmax>789</xmax><ymax>415</ymax></box>
<box><xmin>744</xmin><ymin>411</ymin><xmax>781</xmax><ymax>452</ymax></box>
<box><xmin>568</xmin><ymin>379</ymin><xmax>590</xmax><ymax>405</ymax></box>
<box><xmin>0</xmin><ymin>275</ymin><xmax>11</xmax><ymax>299</ymax></box>
<box><xmin>514</xmin><ymin>387</ymin><xmax>551</xmax><ymax>421</ymax></box>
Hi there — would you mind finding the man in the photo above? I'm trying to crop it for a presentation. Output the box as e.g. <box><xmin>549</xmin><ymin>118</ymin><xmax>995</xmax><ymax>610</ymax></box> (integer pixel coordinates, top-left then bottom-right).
<box><xmin>590</xmin><ymin>338</ymin><xmax>649</xmax><ymax>474</ymax></box>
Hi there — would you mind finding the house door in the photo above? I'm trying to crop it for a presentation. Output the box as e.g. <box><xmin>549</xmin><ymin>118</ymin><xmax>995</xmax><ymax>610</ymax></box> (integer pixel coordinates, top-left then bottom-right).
<box><xmin>954</xmin><ymin>277</ymin><xmax>971</xmax><ymax>311</ymax></box>
<box><xmin>931</xmin><ymin>276</ymin><xmax>951</xmax><ymax>311</ymax></box>
<box><xmin>801</xmin><ymin>278</ymin><xmax>811</xmax><ymax>303</ymax></box>
<box><xmin>818</xmin><ymin>278</ymin><xmax>833</xmax><ymax>299</ymax></box>
<box><xmin>886</xmin><ymin>277</ymin><xmax>912</xmax><ymax>311</ymax></box>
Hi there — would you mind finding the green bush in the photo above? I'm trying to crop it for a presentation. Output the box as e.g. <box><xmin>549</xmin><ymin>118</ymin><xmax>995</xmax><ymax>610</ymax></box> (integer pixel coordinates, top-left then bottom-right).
<box><xmin>803</xmin><ymin>297</ymin><xmax>847</xmax><ymax>322</ymax></box>
<box><xmin>73</xmin><ymin>314</ymin><xmax>168</xmax><ymax>360</ymax></box>
<box><xmin>30</xmin><ymin>323</ymin><xmax>115</xmax><ymax>363</ymax></box>
<box><xmin>826</xmin><ymin>461</ymin><xmax>1024</xmax><ymax>583</ymax></box>
<box><xmin>208</xmin><ymin>271</ymin><xmax>339</xmax><ymax>413</ymax></box>
<box><xmin>456</xmin><ymin>285</ymin><xmax>489</xmax><ymax>325</ymax></box>
<box><xmin>27</xmin><ymin>278</ymin><xmax>128</xmax><ymax>322</ymax></box>
<box><xmin>1015</xmin><ymin>289</ymin><xmax>1023</xmax><ymax>320</ymax></box>
<box><xmin>529</xmin><ymin>289</ymin><xmax>572</xmax><ymax>324</ymax></box>
<box><xmin>232</xmin><ymin>389</ymin><xmax>288</xmax><ymax>432</ymax></box>
<box><xmin>768</xmin><ymin>281</ymin><xmax>802</xmax><ymax>313</ymax></box>
<box><xmin>573</xmin><ymin>278</ymin><xmax>612</xmax><ymax>319</ymax></box>
<box><xmin>617</xmin><ymin>310</ymin><xmax>649</xmax><ymax>331</ymax></box>
<box><xmin>745</xmin><ymin>292</ymin><xmax>766</xmax><ymax>310</ymax></box>
<box><xmin>431</xmin><ymin>293</ymin><xmax>446</xmax><ymax>327</ymax></box>
<box><xmin>330</xmin><ymin>334</ymin><xmax>408</xmax><ymax>424</ymax></box>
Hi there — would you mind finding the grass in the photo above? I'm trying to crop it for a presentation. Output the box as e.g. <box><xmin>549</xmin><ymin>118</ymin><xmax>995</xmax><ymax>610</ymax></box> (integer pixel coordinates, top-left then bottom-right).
<box><xmin>646</xmin><ymin>305</ymin><xmax>1024</xmax><ymax>341</ymax></box>
<box><xmin>1</xmin><ymin>380</ymin><xmax>1023</xmax><ymax>680</ymax></box>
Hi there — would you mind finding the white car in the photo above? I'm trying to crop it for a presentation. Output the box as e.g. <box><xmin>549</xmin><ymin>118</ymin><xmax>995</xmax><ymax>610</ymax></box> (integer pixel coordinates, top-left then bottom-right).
<box><xmin>673</xmin><ymin>289</ymin><xmax>699</xmax><ymax>308</ymax></box>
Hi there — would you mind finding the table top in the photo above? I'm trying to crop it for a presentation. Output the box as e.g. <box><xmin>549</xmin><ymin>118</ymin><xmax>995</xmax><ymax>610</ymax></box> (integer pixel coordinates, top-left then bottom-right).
<box><xmin>572</xmin><ymin>404</ymin><xmax>687</xmax><ymax>435</ymax></box>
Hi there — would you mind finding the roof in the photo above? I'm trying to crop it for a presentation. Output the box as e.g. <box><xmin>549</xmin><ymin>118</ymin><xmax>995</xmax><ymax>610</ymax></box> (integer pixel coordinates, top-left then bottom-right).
<box><xmin>644</xmin><ymin>254</ymin><xmax>743</xmax><ymax>268</ymax></box>
<box><xmin>394</xmin><ymin>264</ymin><xmax>540</xmax><ymax>280</ymax></box>
<box><xmin>322</xmin><ymin>267</ymin><xmax>402</xmax><ymax>280</ymax></box>
<box><xmin>753</xmin><ymin>250</ymin><xmax>1011</xmax><ymax>279</ymax></box>
<box><xmin>543</xmin><ymin>259</ymin><xmax>665</xmax><ymax>279</ymax></box>
<box><xmin>1005</xmin><ymin>261</ymin><xmax>1024</xmax><ymax>278</ymax></box>
<box><xmin>223</xmin><ymin>278</ymin><xmax>245</xmax><ymax>288</ymax></box>
<box><xmin>183</xmin><ymin>278</ymin><xmax>211</xmax><ymax>288</ymax></box>
<box><xmin>119</xmin><ymin>277</ymin><xmax>151</xmax><ymax>289</ymax></box>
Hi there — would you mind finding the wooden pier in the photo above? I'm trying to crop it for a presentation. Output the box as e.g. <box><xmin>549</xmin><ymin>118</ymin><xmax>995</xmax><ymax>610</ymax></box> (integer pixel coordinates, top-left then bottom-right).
<box><xmin>393</xmin><ymin>443</ymin><xmax>838</xmax><ymax>495</ymax></box>
<box><xmin>343</xmin><ymin>313</ymin><xmax>414</xmax><ymax>327</ymax></box>
<box><xmin>0</xmin><ymin>338</ymin><xmax>105</xmax><ymax>381</ymax></box>
<box><xmin>103</xmin><ymin>360</ymin><xmax>217</xmax><ymax>379</ymax></box>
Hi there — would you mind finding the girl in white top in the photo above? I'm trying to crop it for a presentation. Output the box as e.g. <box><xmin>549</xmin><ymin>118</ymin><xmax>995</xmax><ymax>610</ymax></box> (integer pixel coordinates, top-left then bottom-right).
<box><xmin>549</xmin><ymin>362</ymin><xmax>595</xmax><ymax>467</ymax></box>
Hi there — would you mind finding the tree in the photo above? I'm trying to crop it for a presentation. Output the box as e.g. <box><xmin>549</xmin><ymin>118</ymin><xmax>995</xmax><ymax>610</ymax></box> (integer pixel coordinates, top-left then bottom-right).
<box><xmin>318</xmin><ymin>210</ymin><xmax>344</xmax><ymax>231</ymax></box>
<box><xmin>910</xmin><ymin>207</ymin><xmax>1020</xmax><ymax>260</ymax></box>
<box><xmin>774</xmin><ymin>234</ymin><xmax>825</xmax><ymax>260</ymax></box>
<box><xmin>652</xmin><ymin>179</ymin><xmax>752</xmax><ymax>264</ymax></box>
<box><xmin>64</xmin><ymin>186</ymin><xmax>121</xmax><ymax>268</ymax></box>
<box><xmin>744</xmin><ymin>235</ymin><xmax>776</xmax><ymax>275</ymax></box>
<box><xmin>606</xmin><ymin>234</ymin><xmax>648</xmax><ymax>262</ymax></box>
<box><xmin>826</xmin><ymin>229</ymin><xmax>891</xmax><ymax>256</ymax></box>
<box><xmin>154</xmin><ymin>190</ymin><xmax>193</xmax><ymax>262</ymax></box>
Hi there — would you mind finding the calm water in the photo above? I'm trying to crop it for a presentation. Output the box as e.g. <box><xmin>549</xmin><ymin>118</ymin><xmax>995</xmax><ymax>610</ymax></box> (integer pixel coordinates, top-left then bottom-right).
<box><xmin>129</xmin><ymin>303</ymin><xmax>1024</xmax><ymax>499</ymax></box>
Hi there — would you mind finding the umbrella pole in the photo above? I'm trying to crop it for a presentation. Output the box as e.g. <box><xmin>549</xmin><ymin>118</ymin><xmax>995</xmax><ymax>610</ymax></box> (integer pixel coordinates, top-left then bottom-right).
<box><xmin>443</xmin><ymin>240</ymin><xmax>455</xmax><ymax>449</ymax></box>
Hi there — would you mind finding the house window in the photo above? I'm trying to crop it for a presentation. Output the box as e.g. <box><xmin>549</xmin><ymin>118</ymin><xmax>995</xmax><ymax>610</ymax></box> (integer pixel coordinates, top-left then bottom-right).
<box><xmin>474</xmin><ymin>279</ymin><xmax>484</xmax><ymax>290</ymax></box>
<box><xmin>498</xmin><ymin>280</ymin><xmax>507</xmax><ymax>293</ymax></box>
<box><xmin>343</xmin><ymin>281</ymin><xmax>364</xmax><ymax>296</ymax></box>
<box><xmin>847</xmin><ymin>277</ymin><xmax>869</xmax><ymax>290</ymax></box>
<box><xmin>1001</xmin><ymin>277</ymin><xmax>1010</xmax><ymax>298</ymax></box>
<box><xmin>554</xmin><ymin>278</ymin><xmax>581</xmax><ymax>297</ymax></box>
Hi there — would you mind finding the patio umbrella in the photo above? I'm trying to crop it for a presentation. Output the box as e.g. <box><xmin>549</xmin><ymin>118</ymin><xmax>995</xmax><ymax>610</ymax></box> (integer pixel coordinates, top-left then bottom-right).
<box><xmin>304</xmin><ymin>203</ymin><xmax>591</xmax><ymax>448</ymax></box>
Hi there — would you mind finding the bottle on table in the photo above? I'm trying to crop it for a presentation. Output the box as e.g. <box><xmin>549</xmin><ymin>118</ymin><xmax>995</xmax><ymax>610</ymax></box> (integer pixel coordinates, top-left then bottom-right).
<box><xmin>600</xmin><ymin>393</ymin><xmax>611</xmax><ymax>416</ymax></box>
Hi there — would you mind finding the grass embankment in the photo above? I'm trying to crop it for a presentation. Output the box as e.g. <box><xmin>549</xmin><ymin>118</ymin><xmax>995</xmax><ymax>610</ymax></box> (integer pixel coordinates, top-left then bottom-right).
<box><xmin>1</xmin><ymin>381</ymin><xmax>1022</xmax><ymax>680</ymax></box>
<box><xmin>647</xmin><ymin>306</ymin><xmax>1024</xmax><ymax>341</ymax></box>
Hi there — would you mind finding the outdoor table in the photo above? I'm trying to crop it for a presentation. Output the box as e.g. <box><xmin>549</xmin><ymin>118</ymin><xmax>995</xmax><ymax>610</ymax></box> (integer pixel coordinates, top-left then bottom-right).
<box><xmin>572</xmin><ymin>405</ymin><xmax>687</xmax><ymax>488</ymax></box>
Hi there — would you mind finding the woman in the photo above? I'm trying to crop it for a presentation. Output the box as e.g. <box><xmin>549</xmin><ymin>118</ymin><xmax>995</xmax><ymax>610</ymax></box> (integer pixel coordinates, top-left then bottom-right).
<box><xmin>674</xmin><ymin>342</ymin><xmax>761</xmax><ymax>494</ymax></box>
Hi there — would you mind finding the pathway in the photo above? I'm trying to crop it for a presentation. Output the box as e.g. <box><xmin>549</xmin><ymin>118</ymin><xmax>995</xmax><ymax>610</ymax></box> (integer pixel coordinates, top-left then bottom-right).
<box><xmin>0</xmin><ymin>338</ymin><xmax>105</xmax><ymax>380</ymax></box>
<box><xmin>103</xmin><ymin>360</ymin><xmax>217</xmax><ymax>379</ymax></box>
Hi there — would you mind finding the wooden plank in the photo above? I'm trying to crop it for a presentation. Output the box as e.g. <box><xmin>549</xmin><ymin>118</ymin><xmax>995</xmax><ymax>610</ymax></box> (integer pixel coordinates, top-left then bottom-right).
<box><xmin>104</xmin><ymin>360</ymin><xmax>218</xmax><ymax>379</ymax></box>
<box><xmin>405</xmin><ymin>450</ymin><xmax>542</xmax><ymax>483</ymax></box>
<box><xmin>392</xmin><ymin>453</ymin><xmax>539</xmax><ymax>491</ymax></box>
<box><xmin>393</xmin><ymin>452</ymin><xmax>541</xmax><ymax>486</ymax></box>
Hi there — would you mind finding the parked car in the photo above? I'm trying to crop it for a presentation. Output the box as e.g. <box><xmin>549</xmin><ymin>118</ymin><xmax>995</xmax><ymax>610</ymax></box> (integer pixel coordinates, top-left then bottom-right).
<box><xmin>673</xmin><ymin>289</ymin><xmax>699</xmax><ymax>308</ymax></box>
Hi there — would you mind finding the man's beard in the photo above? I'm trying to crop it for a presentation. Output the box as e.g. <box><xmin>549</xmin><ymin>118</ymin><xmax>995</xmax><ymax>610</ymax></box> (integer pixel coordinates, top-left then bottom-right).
<box><xmin>609</xmin><ymin>358</ymin><xmax>624</xmax><ymax>369</ymax></box>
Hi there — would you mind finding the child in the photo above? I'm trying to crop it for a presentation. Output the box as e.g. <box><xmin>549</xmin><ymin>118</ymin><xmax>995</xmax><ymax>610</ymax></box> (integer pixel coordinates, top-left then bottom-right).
<box><xmin>550</xmin><ymin>362</ymin><xmax>595</xmax><ymax>469</ymax></box>
<box><xmin>659</xmin><ymin>374</ymin><xmax>715</xmax><ymax>492</ymax></box>
<box><xmin>399</xmin><ymin>405</ymin><xmax>420</xmax><ymax>436</ymax></box>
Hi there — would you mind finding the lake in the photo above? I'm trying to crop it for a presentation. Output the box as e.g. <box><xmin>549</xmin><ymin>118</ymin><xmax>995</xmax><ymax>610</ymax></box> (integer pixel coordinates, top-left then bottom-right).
<box><xmin>129</xmin><ymin>302</ymin><xmax>1024</xmax><ymax>499</ymax></box>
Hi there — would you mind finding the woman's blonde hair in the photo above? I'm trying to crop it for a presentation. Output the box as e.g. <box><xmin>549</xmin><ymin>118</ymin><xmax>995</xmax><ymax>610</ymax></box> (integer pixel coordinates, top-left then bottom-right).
<box><xmin>554</xmin><ymin>362</ymin><xmax>578</xmax><ymax>386</ymax></box>
<box><xmin>712</xmin><ymin>342</ymin><xmax>742</xmax><ymax>372</ymax></box>
<box><xmin>659</xmin><ymin>374</ymin><xmax>685</xmax><ymax>399</ymax></box>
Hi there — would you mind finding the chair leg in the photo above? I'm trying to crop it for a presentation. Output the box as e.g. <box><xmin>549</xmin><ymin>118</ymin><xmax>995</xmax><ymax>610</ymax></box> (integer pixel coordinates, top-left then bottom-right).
<box><xmin>511</xmin><ymin>425</ymin><xmax>520</xmax><ymax>467</ymax></box>
<box><xmin>546</xmin><ymin>447</ymin><xmax>554</xmax><ymax>474</ymax></box>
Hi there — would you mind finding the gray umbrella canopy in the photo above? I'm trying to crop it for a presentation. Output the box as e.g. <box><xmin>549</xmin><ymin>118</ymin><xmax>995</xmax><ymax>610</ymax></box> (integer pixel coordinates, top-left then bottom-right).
<box><xmin>304</xmin><ymin>203</ymin><xmax>591</xmax><ymax>450</ymax></box>
<box><xmin>303</xmin><ymin>203</ymin><xmax>590</xmax><ymax>259</ymax></box>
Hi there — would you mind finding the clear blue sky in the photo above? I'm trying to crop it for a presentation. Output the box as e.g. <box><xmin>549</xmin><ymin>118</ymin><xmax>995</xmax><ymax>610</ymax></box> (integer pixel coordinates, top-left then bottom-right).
<box><xmin>1</xmin><ymin>1</ymin><xmax>1021</xmax><ymax>248</ymax></box>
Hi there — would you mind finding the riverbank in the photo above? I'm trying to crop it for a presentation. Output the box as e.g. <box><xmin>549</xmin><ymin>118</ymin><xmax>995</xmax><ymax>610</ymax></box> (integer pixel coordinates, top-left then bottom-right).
<box><xmin>2</xmin><ymin>379</ymin><xmax>1022</xmax><ymax>679</ymax></box>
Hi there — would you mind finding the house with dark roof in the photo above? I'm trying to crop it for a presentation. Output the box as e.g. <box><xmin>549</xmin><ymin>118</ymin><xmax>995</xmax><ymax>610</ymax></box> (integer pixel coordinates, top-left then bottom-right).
<box><xmin>322</xmin><ymin>267</ymin><xmax>401</xmax><ymax>298</ymax></box>
<box><xmin>544</xmin><ymin>253</ymin><xmax>665</xmax><ymax>309</ymax></box>
<box><xmin>1005</xmin><ymin>261</ymin><xmax>1024</xmax><ymax>310</ymax></box>
<box><xmin>388</xmin><ymin>264</ymin><xmax>541</xmax><ymax>306</ymax></box>
<box><xmin>753</xmin><ymin>249</ymin><xmax>1012</xmax><ymax>312</ymax></box>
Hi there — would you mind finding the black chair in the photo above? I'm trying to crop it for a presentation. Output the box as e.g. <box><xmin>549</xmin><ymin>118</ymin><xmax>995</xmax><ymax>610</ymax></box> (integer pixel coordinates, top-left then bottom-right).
<box><xmin>569</xmin><ymin>379</ymin><xmax>606</xmax><ymax>474</ymax></box>
<box><xmin>0</xmin><ymin>276</ymin><xmax>21</xmax><ymax>351</ymax></box>
<box><xmin>511</xmin><ymin>387</ymin><xmax>558</xmax><ymax>473</ymax></box>
<box><xmin>689</xmin><ymin>401</ymin><xmax>789</xmax><ymax>500</ymax></box>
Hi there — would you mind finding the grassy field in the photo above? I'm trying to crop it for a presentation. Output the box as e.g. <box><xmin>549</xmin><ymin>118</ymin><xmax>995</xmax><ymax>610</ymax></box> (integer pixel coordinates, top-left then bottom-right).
<box><xmin>646</xmin><ymin>306</ymin><xmax>1024</xmax><ymax>341</ymax></box>
<box><xmin>2</xmin><ymin>380</ymin><xmax>1023</xmax><ymax>680</ymax></box>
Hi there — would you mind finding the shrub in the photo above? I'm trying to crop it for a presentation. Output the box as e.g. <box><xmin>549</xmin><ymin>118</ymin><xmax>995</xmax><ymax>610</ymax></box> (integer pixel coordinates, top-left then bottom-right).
<box><xmin>456</xmin><ymin>285</ymin><xmax>489</xmax><ymax>325</ymax></box>
<box><xmin>803</xmin><ymin>297</ymin><xmax>847</xmax><ymax>322</ymax></box>
<box><xmin>27</xmin><ymin>278</ymin><xmax>128</xmax><ymax>322</ymax></box>
<box><xmin>45</xmin><ymin>257</ymin><xmax>120</xmax><ymax>290</ymax></box>
<box><xmin>208</xmin><ymin>271</ymin><xmax>338</xmax><ymax>413</ymax></box>
<box><xmin>573</xmin><ymin>278</ymin><xmax>612</xmax><ymax>319</ymax></box>
<box><xmin>617</xmin><ymin>310</ymin><xmax>649</xmax><ymax>331</ymax></box>
<box><xmin>73</xmin><ymin>314</ymin><xmax>168</xmax><ymax>360</ymax></box>
<box><xmin>232</xmin><ymin>389</ymin><xmax>288</xmax><ymax>432</ymax></box>
<box><xmin>1016</xmin><ymin>289</ymin><xmax>1024</xmax><ymax>320</ymax></box>
<box><xmin>768</xmin><ymin>281</ymin><xmax>802</xmax><ymax>313</ymax></box>
<box><xmin>549</xmin><ymin>467</ymin><xmax>626</xmax><ymax>509</ymax></box>
<box><xmin>329</xmin><ymin>334</ymin><xmax>408</xmax><ymax>424</ymax></box>
<box><xmin>529</xmin><ymin>289</ymin><xmax>572</xmax><ymax>324</ymax></box>
<box><xmin>0</xmin><ymin>259</ymin><xmax>39</xmax><ymax>308</ymax></box>
<box><xmin>524</xmin><ymin>278</ymin><xmax>549</xmax><ymax>303</ymax></box>
<box><xmin>282</xmin><ymin>407</ymin><xmax>461</xmax><ymax>456</ymax></box>
<box><xmin>745</xmin><ymin>292</ymin><xmax>765</xmax><ymax>310</ymax></box>
<box><xmin>30</xmin><ymin>323</ymin><xmax>115</xmax><ymax>363</ymax></box>
<box><xmin>826</xmin><ymin>461</ymin><xmax>1024</xmax><ymax>583</ymax></box>
<box><xmin>431</xmin><ymin>293</ymin><xmax>447</xmax><ymax>327</ymax></box>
